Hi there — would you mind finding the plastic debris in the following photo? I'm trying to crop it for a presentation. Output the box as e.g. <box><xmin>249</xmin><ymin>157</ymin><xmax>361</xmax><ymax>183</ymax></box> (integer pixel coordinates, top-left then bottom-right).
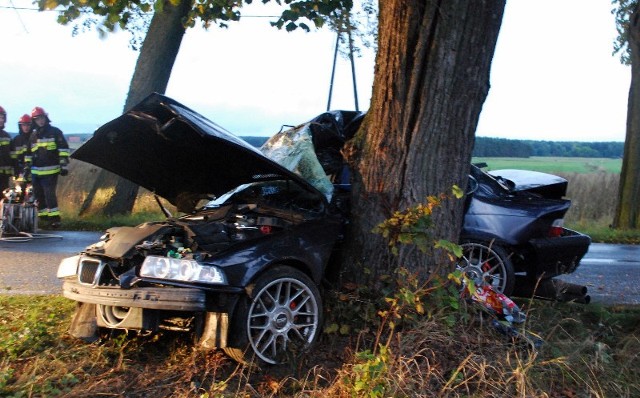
<box><xmin>452</xmin><ymin>272</ymin><xmax>544</xmax><ymax>349</ymax></box>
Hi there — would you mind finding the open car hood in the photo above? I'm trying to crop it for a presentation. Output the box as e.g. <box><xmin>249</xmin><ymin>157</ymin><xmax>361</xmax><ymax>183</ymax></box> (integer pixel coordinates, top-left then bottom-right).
<box><xmin>72</xmin><ymin>93</ymin><xmax>320</xmax><ymax>206</ymax></box>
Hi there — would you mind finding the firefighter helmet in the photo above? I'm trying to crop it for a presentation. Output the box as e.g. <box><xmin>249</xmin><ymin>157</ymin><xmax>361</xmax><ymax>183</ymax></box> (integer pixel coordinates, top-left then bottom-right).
<box><xmin>31</xmin><ymin>107</ymin><xmax>47</xmax><ymax>118</ymax></box>
<box><xmin>18</xmin><ymin>114</ymin><xmax>31</xmax><ymax>125</ymax></box>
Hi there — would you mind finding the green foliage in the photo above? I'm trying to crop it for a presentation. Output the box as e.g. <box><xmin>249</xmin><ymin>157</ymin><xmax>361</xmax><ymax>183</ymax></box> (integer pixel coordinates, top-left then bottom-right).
<box><xmin>0</xmin><ymin>295</ymin><xmax>75</xmax><ymax>360</ymax></box>
<box><xmin>323</xmin><ymin>265</ymin><xmax>467</xmax><ymax>341</ymax></box>
<box><xmin>0</xmin><ymin>295</ymin><xmax>639</xmax><ymax>396</ymax></box>
<box><xmin>612</xmin><ymin>0</ymin><xmax>636</xmax><ymax>64</ymax></box>
<box><xmin>472</xmin><ymin>137</ymin><xmax>624</xmax><ymax>158</ymax></box>
<box><xmin>568</xmin><ymin>219</ymin><xmax>640</xmax><ymax>244</ymax></box>
<box><xmin>347</xmin><ymin>345</ymin><xmax>390</xmax><ymax>397</ymax></box>
<box><xmin>372</xmin><ymin>195</ymin><xmax>442</xmax><ymax>255</ymax></box>
<box><xmin>271</xmin><ymin>0</ymin><xmax>352</xmax><ymax>31</ymax></box>
<box><xmin>37</xmin><ymin>0</ymin><xmax>356</xmax><ymax>43</ymax></box>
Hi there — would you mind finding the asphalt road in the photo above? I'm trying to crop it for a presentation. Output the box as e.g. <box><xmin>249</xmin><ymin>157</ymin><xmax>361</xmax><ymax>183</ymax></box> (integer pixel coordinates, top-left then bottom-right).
<box><xmin>0</xmin><ymin>231</ymin><xmax>639</xmax><ymax>305</ymax></box>
<box><xmin>0</xmin><ymin>231</ymin><xmax>102</xmax><ymax>295</ymax></box>
<box><xmin>558</xmin><ymin>243</ymin><xmax>640</xmax><ymax>305</ymax></box>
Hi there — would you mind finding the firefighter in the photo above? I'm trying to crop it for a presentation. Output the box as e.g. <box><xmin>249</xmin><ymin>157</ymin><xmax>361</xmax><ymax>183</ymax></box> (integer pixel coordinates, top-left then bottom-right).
<box><xmin>10</xmin><ymin>114</ymin><xmax>33</xmax><ymax>183</ymax></box>
<box><xmin>0</xmin><ymin>106</ymin><xmax>13</xmax><ymax>192</ymax></box>
<box><xmin>27</xmin><ymin>106</ymin><xmax>69</xmax><ymax>229</ymax></box>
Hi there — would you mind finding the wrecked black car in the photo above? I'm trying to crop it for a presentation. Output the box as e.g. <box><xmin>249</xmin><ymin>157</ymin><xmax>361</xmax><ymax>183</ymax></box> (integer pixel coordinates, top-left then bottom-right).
<box><xmin>58</xmin><ymin>94</ymin><xmax>348</xmax><ymax>364</ymax></box>
<box><xmin>57</xmin><ymin>93</ymin><xmax>590</xmax><ymax>364</ymax></box>
<box><xmin>459</xmin><ymin>165</ymin><xmax>591</xmax><ymax>299</ymax></box>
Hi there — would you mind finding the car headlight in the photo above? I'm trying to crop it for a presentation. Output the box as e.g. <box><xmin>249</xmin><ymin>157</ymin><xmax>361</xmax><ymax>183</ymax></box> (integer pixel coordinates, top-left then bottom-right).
<box><xmin>57</xmin><ymin>255</ymin><xmax>81</xmax><ymax>278</ymax></box>
<box><xmin>140</xmin><ymin>255</ymin><xmax>227</xmax><ymax>285</ymax></box>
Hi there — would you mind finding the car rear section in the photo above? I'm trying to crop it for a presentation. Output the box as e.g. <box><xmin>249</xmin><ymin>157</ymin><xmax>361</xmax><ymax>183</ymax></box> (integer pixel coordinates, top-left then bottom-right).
<box><xmin>459</xmin><ymin>165</ymin><xmax>591</xmax><ymax>296</ymax></box>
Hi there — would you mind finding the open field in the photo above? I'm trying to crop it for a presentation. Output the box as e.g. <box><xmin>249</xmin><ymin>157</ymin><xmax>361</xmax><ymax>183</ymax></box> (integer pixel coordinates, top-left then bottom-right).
<box><xmin>473</xmin><ymin>156</ymin><xmax>622</xmax><ymax>174</ymax></box>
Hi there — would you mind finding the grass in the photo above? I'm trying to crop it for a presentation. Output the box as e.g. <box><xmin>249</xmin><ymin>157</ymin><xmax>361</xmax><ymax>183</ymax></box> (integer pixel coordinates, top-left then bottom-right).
<box><xmin>567</xmin><ymin>220</ymin><xmax>640</xmax><ymax>244</ymax></box>
<box><xmin>61</xmin><ymin>211</ymin><xmax>166</xmax><ymax>231</ymax></box>
<box><xmin>473</xmin><ymin>156</ymin><xmax>622</xmax><ymax>174</ymax></box>
<box><xmin>0</xmin><ymin>294</ymin><xmax>638</xmax><ymax>397</ymax></box>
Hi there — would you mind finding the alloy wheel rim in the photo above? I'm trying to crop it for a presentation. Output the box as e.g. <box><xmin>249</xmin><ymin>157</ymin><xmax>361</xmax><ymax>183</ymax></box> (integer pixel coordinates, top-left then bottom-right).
<box><xmin>247</xmin><ymin>277</ymin><xmax>319</xmax><ymax>364</ymax></box>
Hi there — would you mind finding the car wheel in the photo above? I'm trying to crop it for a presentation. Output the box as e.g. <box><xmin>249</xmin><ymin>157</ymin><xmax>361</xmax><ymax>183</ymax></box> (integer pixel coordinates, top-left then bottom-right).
<box><xmin>457</xmin><ymin>241</ymin><xmax>515</xmax><ymax>295</ymax></box>
<box><xmin>226</xmin><ymin>266</ymin><xmax>323</xmax><ymax>365</ymax></box>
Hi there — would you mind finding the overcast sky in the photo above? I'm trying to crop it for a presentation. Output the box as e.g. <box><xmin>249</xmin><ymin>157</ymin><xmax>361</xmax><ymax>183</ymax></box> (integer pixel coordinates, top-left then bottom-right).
<box><xmin>0</xmin><ymin>0</ymin><xmax>631</xmax><ymax>142</ymax></box>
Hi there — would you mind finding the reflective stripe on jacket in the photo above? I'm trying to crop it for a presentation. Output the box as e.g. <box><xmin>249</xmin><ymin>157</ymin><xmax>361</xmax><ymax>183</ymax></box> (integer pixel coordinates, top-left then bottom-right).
<box><xmin>0</xmin><ymin>130</ymin><xmax>12</xmax><ymax>175</ymax></box>
<box><xmin>29</xmin><ymin>124</ymin><xmax>69</xmax><ymax>175</ymax></box>
<box><xmin>10</xmin><ymin>132</ymin><xmax>31</xmax><ymax>174</ymax></box>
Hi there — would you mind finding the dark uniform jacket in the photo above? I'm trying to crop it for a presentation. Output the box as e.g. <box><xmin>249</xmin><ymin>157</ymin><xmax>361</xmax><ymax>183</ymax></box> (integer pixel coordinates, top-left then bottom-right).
<box><xmin>10</xmin><ymin>132</ymin><xmax>31</xmax><ymax>176</ymax></box>
<box><xmin>26</xmin><ymin>124</ymin><xmax>69</xmax><ymax>176</ymax></box>
<box><xmin>0</xmin><ymin>129</ymin><xmax>13</xmax><ymax>177</ymax></box>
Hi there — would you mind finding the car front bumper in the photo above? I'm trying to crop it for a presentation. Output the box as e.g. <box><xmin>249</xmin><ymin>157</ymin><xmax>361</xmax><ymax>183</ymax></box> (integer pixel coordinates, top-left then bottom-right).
<box><xmin>62</xmin><ymin>279</ymin><xmax>207</xmax><ymax>311</ymax></box>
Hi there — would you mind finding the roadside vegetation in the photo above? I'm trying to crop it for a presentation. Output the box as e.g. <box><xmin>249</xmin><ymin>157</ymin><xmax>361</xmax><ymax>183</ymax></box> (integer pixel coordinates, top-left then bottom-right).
<box><xmin>1</xmin><ymin>284</ymin><xmax>639</xmax><ymax>396</ymax></box>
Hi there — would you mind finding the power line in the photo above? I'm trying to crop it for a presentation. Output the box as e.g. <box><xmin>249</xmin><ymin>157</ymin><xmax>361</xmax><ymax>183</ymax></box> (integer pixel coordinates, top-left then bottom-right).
<box><xmin>7</xmin><ymin>0</ymin><xmax>29</xmax><ymax>32</ymax></box>
<box><xmin>0</xmin><ymin>5</ymin><xmax>280</xmax><ymax>18</ymax></box>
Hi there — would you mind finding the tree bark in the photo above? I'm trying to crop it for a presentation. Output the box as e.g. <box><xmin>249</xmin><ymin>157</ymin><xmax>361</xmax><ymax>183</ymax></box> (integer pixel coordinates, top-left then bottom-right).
<box><xmin>614</xmin><ymin>4</ymin><xmax>640</xmax><ymax>229</ymax></box>
<box><xmin>342</xmin><ymin>0</ymin><xmax>505</xmax><ymax>285</ymax></box>
<box><xmin>76</xmin><ymin>0</ymin><xmax>192</xmax><ymax>216</ymax></box>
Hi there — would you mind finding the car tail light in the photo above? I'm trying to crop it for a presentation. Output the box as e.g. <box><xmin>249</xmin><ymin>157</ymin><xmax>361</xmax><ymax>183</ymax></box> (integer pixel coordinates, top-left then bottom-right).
<box><xmin>548</xmin><ymin>219</ymin><xmax>564</xmax><ymax>238</ymax></box>
<box><xmin>260</xmin><ymin>225</ymin><xmax>272</xmax><ymax>234</ymax></box>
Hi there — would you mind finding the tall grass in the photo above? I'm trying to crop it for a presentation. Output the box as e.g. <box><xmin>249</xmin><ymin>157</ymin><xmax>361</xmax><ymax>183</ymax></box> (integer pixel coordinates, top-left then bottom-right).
<box><xmin>560</xmin><ymin>172</ymin><xmax>618</xmax><ymax>225</ymax></box>
<box><xmin>1</xmin><ymin>295</ymin><xmax>639</xmax><ymax>397</ymax></box>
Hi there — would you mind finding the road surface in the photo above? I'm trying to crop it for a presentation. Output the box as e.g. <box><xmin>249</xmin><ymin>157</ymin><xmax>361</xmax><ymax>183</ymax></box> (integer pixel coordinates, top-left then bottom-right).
<box><xmin>0</xmin><ymin>231</ymin><xmax>102</xmax><ymax>295</ymax></box>
<box><xmin>0</xmin><ymin>232</ymin><xmax>639</xmax><ymax>305</ymax></box>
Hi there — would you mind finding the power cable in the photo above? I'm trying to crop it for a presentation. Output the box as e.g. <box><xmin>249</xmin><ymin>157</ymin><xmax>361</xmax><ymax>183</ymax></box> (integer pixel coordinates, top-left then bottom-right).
<box><xmin>0</xmin><ymin>5</ymin><xmax>279</xmax><ymax>18</ymax></box>
<box><xmin>7</xmin><ymin>0</ymin><xmax>29</xmax><ymax>33</ymax></box>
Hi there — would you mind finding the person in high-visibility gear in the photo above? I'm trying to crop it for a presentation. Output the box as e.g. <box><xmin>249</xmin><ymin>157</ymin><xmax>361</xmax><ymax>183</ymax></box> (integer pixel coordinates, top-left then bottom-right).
<box><xmin>0</xmin><ymin>106</ymin><xmax>14</xmax><ymax>193</ymax></box>
<box><xmin>10</xmin><ymin>114</ymin><xmax>33</xmax><ymax>183</ymax></box>
<box><xmin>27</xmin><ymin>106</ymin><xmax>69</xmax><ymax>229</ymax></box>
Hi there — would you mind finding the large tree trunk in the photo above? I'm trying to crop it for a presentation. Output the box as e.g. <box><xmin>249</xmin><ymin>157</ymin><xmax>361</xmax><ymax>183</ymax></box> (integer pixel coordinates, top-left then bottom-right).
<box><xmin>342</xmin><ymin>0</ymin><xmax>504</xmax><ymax>285</ymax></box>
<box><xmin>75</xmin><ymin>0</ymin><xmax>192</xmax><ymax>217</ymax></box>
<box><xmin>614</xmin><ymin>4</ymin><xmax>640</xmax><ymax>229</ymax></box>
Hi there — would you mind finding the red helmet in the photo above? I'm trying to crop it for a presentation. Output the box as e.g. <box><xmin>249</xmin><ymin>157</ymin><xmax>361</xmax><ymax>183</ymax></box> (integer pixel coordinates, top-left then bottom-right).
<box><xmin>18</xmin><ymin>114</ymin><xmax>31</xmax><ymax>125</ymax></box>
<box><xmin>0</xmin><ymin>106</ymin><xmax>5</xmax><ymax>116</ymax></box>
<box><xmin>31</xmin><ymin>106</ymin><xmax>47</xmax><ymax>118</ymax></box>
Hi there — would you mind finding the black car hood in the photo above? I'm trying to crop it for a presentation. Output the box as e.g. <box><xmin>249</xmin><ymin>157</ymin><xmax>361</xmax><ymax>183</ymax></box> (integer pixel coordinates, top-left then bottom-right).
<box><xmin>72</xmin><ymin>93</ymin><xmax>319</xmax><ymax>205</ymax></box>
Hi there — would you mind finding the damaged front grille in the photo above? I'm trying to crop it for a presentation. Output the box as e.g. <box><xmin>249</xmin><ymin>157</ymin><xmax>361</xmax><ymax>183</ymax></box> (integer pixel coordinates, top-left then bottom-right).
<box><xmin>78</xmin><ymin>257</ymin><xmax>105</xmax><ymax>286</ymax></box>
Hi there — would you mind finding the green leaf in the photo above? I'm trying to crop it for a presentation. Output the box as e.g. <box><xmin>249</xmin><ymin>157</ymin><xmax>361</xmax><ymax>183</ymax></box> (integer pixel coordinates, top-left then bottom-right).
<box><xmin>324</xmin><ymin>323</ymin><xmax>339</xmax><ymax>334</ymax></box>
<box><xmin>452</xmin><ymin>184</ymin><xmax>464</xmax><ymax>199</ymax></box>
<box><xmin>106</xmin><ymin>11</ymin><xmax>120</xmax><ymax>25</ymax></box>
<box><xmin>285</xmin><ymin>21</ymin><xmax>297</xmax><ymax>31</ymax></box>
<box><xmin>435</xmin><ymin>239</ymin><xmax>462</xmax><ymax>258</ymax></box>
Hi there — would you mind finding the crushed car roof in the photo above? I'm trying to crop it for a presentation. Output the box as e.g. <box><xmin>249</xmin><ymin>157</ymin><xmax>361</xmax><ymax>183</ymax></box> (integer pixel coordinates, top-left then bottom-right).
<box><xmin>72</xmin><ymin>93</ymin><xmax>320</xmax><ymax>205</ymax></box>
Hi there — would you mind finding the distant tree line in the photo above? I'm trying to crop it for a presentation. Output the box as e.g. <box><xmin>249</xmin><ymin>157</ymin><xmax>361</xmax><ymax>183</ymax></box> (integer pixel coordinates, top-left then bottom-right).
<box><xmin>57</xmin><ymin>134</ymin><xmax>623</xmax><ymax>158</ymax></box>
<box><xmin>472</xmin><ymin>137</ymin><xmax>624</xmax><ymax>158</ymax></box>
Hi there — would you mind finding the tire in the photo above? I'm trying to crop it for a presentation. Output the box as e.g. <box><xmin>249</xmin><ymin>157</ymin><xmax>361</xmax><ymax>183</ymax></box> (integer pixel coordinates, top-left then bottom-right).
<box><xmin>226</xmin><ymin>266</ymin><xmax>323</xmax><ymax>365</ymax></box>
<box><xmin>457</xmin><ymin>241</ymin><xmax>515</xmax><ymax>296</ymax></box>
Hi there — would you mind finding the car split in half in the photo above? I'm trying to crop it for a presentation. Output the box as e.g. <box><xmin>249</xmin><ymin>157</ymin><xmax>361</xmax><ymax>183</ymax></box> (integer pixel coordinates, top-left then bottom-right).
<box><xmin>57</xmin><ymin>94</ymin><xmax>591</xmax><ymax>364</ymax></box>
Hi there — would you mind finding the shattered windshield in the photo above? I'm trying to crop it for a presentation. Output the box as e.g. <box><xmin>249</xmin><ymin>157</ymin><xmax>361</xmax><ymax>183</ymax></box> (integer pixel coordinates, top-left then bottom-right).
<box><xmin>260</xmin><ymin>124</ymin><xmax>334</xmax><ymax>201</ymax></box>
